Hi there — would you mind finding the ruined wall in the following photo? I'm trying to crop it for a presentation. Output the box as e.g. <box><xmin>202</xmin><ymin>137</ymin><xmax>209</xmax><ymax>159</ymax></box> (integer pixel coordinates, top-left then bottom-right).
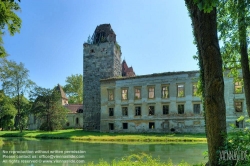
<box><xmin>223</xmin><ymin>71</ymin><xmax>247</xmax><ymax>127</ymax></box>
<box><xmin>65</xmin><ymin>113</ymin><xmax>84</xmax><ymax>129</ymax></box>
<box><xmin>83</xmin><ymin>41</ymin><xmax>121</xmax><ymax>130</ymax></box>
<box><xmin>100</xmin><ymin>71</ymin><xmax>249</xmax><ymax>133</ymax></box>
<box><xmin>100</xmin><ymin>71</ymin><xmax>205</xmax><ymax>133</ymax></box>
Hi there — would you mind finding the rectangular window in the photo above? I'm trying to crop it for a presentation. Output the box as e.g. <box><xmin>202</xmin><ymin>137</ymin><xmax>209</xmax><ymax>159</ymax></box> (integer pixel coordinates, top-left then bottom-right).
<box><xmin>235</xmin><ymin>101</ymin><xmax>243</xmax><ymax>112</ymax></box>
<box><xmin>134</xmin><ymin>88</ymin><xmax>141</xmax><ymax>99</ymax></box>
<box><xmin>236</xmin><ymin>120</ymin><xmax>243</xmax><ymax>128</ymax></box>
<box><xmin>135</xmin><ymin>106</ymin><xmax>141</xmax><ymax>116</ymax></box>
<box><xmin>122</xmin><ymin>107</ymin><xmax>128</xmax><ymax>116</ymax></box>
<box><xmin>121</xmin><ymin>88</ymin><xmax>128</xmax><ymax>100</ymax></box>
<box><xmin>177</xmin><ymin>84</ymin><xmax>185</xmax><ymax>97</ymax></box>
<box><xmin>193</xmin><ymin>104</ymin><xmax>200</xmax><ymax>114</ymax></box>
<box><xmin>109</xmin><ymin>123</ymin><xmax>114</xmax><ymax>130</ymax></box>
<box><xmin>148</xmin><ymin>106</ymin><xmax>155</xmax><ymax>115</ymax></box>
<box><xmin>163</xmin><ymin>105</ymin><xmax>169</xmax><ymax>114</ymax></box>
<box><xmin>149</xmin><ymin>122</ymin><xmax>155</xmax><ymax>129</ymax></box>
<box><xmin>109</xmin><ymin>108</ymin><xmax>114</xmax><ymax>116</ymax></box>
<box><xmin>234</xmin><ymin>82</ymin><xmax>243</xmax><ymax>94</ymax></box>
<box><xmin>123</xmin><ymin>123</ymin><xmax>128</xmax><ymax>129</ymax></box>
<box><xmin>178</xmin><ymin>104</ymin><xmax>184</xmax><ymax>114</ymax></box>
<box><xmin>108</xmin><ymin>89</ymin><xmax>114</xmax><ymax>101</ymax></box>
<box><xmin>192</xmin><ymin>83</ymin><xmax>198</xmax><ymax>96</ymax></box>
<box><xmin>148</xmin><ymin>87</ymin><xmax>155</xmax><ymax>99</ymax></box>
<box><xmin>162</xmin><ymin>85</ymin><xmax>169</xmax><ymax>98</ymax></box>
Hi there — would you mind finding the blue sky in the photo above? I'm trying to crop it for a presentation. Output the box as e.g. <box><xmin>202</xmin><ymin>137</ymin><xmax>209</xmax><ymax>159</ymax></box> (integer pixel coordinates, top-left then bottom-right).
<box><xmin>3</xmin><ymin>0</ymin><xmax>198</xmax><ymax>89</ymax></box>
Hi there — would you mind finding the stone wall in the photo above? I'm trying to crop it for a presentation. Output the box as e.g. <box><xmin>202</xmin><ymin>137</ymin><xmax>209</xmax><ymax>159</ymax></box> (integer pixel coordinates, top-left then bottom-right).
<box><xmin>83</xmin><ymin>41</ymin><xmax>121</xmax><ymax>130</ymax></box>
<box><xmin>65</xmin><ymin>113</ymin><xmax>84</xmax><ymax>129</ymax></box>
<box><xmin>100</xmin><ymin>71</ymin><xmax>249</xmax><ymax>133</ymax></box>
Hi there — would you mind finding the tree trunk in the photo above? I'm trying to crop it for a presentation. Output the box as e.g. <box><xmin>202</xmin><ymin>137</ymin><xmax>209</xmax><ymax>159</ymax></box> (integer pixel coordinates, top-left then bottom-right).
<box><xmin>185</xmin><ymin>1</ymin><xmax>227</xmax><ymax>165</ymax></box>
<box><xmin>238</xmin><ymin>0</ymin><xmax>250</xmax><ymax>117</ymax></box>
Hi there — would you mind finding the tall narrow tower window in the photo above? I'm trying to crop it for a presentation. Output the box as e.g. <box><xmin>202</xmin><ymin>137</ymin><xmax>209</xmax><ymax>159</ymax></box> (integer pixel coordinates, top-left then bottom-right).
<box><xmin>108</xmin><ymin>89</ymin><xmax>114</xmax><ymax>101</ymax></box>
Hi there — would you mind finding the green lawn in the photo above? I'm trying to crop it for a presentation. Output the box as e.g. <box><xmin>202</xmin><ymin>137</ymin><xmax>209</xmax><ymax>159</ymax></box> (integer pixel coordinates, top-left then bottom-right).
<box><xmin>0</xmin><ymin>129</ymin><xmax>207</xmax><ymax>143</ymax></box>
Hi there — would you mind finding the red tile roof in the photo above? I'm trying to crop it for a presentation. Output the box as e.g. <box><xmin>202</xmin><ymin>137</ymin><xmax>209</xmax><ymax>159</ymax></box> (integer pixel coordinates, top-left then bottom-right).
<box><xmin>64</xmin><ymin>104</ymin><xmax>83</xmax><ymax>114</ymax></box>
<box><xmin>122</xmin><ymin>60</ymin><xmax>135</xmax><ymax>77</ymax></box>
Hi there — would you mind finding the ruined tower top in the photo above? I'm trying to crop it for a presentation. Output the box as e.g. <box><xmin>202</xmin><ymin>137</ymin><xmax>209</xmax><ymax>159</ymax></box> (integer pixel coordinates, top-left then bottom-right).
<box><xmin>92</xmin><ymin>24</ymin><xmax>116</xmax><ymax>44</ymax></box>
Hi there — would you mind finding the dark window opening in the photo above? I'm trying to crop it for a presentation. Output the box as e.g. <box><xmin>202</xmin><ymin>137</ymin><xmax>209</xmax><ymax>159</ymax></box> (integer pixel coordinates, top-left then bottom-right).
<box><xmin>149</xmin><ymin>122</ymin><xmax>155</xmax><ymax>129</ymax></box>
<box><xmin>135</xmin><ymin>106</ymin><xmax>141</xmax><ymax>116</ymax></box>
<box><xmin>109</xmin><ymin>123</ymin><xmax>114</xmax><ymax>130</ymax></box>
<box><xmin>236</xmin><ymin>120</ymin><xmax>243</xmax><ymax>128</ymax></box>
<box><xmin>122</xmin><ymin>107</ymin><xmax>128</xmax><ymax>116</ymax></box>
<box><xmin>109</xmin><ymin>108</ymin><xmax>114</xmax><ymax>116</ymax></box>
<box><xmin>76</xmin><ymin>118</ymin><xmax>79</xmax><ymax>125</ymax></box>
<box><xmin>123</xmin><ymin>123</ymin><xmax>128</xmax><ymax>129</ymax></box>
<box><xmin>163</xmin><ymin>105</ymin><xmax>169</xmax><ymax>115</ymax></box>
<box><xmin>193</xmin><ymin>104</ymin><xmax>200</xmax><ymax>114</ymax></box>
<box><xmin>78</xmin><ymin>109</ymin><xmax>83</xmax><ymax>113</ymax></box>
<box><xmin>178</xmin><ymin>104</ymin><xmax>184</xmax><ymax>114</ymax></box>
<box><xmin>148</xmin><ymin>106</ymin><xmax>155</xmax><ymax>115</ymax></box>
<box><xmin>66</xmin><ymin>122</ymin><xmax>70</xmax><ymax>126</ymax></box>
<box><xmin>94</xmin><ymin>32</ymin><xmax>106</xmax><ymax>43</ymax></box>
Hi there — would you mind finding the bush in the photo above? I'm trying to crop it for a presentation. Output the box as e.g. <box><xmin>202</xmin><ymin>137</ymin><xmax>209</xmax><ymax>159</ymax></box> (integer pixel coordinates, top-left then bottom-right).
<box><xmin>84</xmin><ymin>153</ymin><xmax>202</xmax><ymax>166</ymax></box>
<box><xmin>219</xmin><ymin>116</ymin><xmax>250</xmax><ymax>166</ymax></box>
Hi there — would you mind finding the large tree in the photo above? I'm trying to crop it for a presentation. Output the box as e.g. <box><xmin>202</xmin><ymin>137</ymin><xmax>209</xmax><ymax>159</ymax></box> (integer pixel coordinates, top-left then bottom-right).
<box><xmin>12</xmin><ymin>94</ymin><xmax>30</xmax><ymax>131</ymax></box>
<box><xmin>30</xmin><ymin>86</ymin><xmax>68</xmax><ymax>131</ymax></box>
<box><xmin>0</xmin><ymin>0</ymin><xmax>21</xmax><ymax>57</ymax></box>
<box><xmin>0</xmin><ymin>90</ymin><xmax>16</xmax><ymax>130</ymax></box>
<box><xmin>63</xmin><ymin>74</ymin><xmax>83</xmax><ymax>104</ymax></box>
<box><xmin>185</xmin><ymin>1</ymin><xmax>227</xmax><ymax>165</ymax></box>
<box><xmin>218</xmin><ymin>0</ymin><xmax>250</xmax><ymax>116</ymax></box>
<box><xmin>0</xmin><ymin>58</ymin><xmax>34</xmax><ymax>131</ymax></box>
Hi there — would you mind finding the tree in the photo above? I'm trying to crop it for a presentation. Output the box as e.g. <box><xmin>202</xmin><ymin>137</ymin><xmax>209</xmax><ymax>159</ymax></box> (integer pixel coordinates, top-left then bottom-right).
<box><xmin>0</xmin><ymin>0</ymin><xmax>22</xmax><ymax>57</ymax></box>
<box><xmin>12</xmin><ymin>94</ymin><xmax>30</xmax><ymax>131</ymax></box>
<box><xmin>0</xmin><ymin>58</ymin><xmax>35</xmax><ymax>132</ymax></box>
<box><xmin>86</xmin><ymin>35</ymin><xmax>93</xmax><ymax>44</ymax></box>
<box><xmin>63</xmin><ymin>74</ymin><xmax>83</xmax><ymax>104</ymax></box>
<box><xmin>185</xmin><ymin>1</ymin><xmax>227</xmax><ymax>165</ymax></box>
<box><xmin>30</xmin><ymin>86</ymin><xmax>68</xmax><ymax>131</ymax></box>
<box><xmin>0</xmin><ymin>90</ymin><xmax>16</xmax><ymax>130</ymax></box>
<box><xmin>218</xmin><ymin>0</ymin><xmax>250</xmax><ymax>117</ymax></box>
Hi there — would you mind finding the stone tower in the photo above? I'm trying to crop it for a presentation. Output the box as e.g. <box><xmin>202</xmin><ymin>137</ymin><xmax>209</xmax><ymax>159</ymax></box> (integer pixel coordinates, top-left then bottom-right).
<box><xmin>83</xmin><ymin>24</ymin><xmax>122</xmax><ymax>130</ymax></box>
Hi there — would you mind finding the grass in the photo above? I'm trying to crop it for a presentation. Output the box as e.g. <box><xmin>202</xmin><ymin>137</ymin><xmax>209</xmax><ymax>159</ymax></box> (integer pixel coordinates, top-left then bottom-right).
<box><xmin>0</xmin><ymin>129</ymin><xmax>207</xmax><ymax>143</ymax></box>
<box><xmin>84</xmin><ymin>153</ymin><xmax>205</xmax><ymax>166</ymax></box>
